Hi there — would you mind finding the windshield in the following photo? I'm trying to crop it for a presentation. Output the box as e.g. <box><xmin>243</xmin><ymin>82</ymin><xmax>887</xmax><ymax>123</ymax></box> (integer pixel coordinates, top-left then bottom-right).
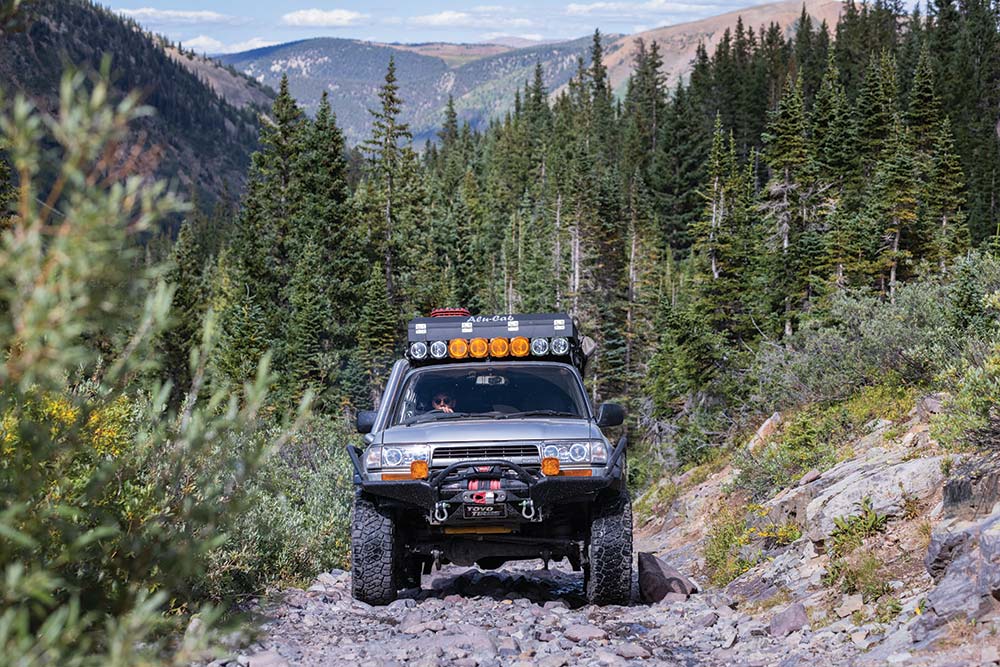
<box><xmin>390</xmin><ymin>364</ymin><xmax>589</xmax><ymax>426</ymax></box>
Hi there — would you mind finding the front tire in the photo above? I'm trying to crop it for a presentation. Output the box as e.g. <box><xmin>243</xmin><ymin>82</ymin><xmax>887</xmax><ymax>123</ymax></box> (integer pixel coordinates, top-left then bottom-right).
<box><xmin>586</xmin><ymin>490</ymin><xmax>633</xmax><ymax>606</ymax></box>
<box><xmin>351</xmin><ymin>494</ymin><xmax>399</xmax><ymax>605</ymax></box>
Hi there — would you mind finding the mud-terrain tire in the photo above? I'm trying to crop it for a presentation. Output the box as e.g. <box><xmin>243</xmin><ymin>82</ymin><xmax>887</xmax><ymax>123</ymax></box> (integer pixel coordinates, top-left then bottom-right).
<box><xmin>586</xmin><ymin>490</ymin><xmax>632</xmax><ymax>606</ymax></box>
<box><xmin>351</xmin><ymin>494</ymin><xmax>399</xmax><ymax>605</ymax></box>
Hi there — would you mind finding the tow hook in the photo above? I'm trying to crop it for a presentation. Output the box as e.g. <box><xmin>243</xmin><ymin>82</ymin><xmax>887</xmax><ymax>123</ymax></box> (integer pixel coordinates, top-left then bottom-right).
<box><xmin>432</xmin><ymin>502</ymin><xmax>449</xmax><ymax>523</ymax></box>
<box><xmin>520</xmin><ymin>499</ymin><xmax>536</xmax><ymax>520</ymax></box>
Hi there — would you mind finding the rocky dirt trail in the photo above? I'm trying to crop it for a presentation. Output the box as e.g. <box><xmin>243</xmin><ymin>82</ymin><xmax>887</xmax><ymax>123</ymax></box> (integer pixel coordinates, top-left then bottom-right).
<box><xmin>213</xmin><ymin>396</ymin><xmax>1000</xmax><ymax>666</ymax></box>
<box><xmin>218</xmin><ymin>560</ymin><xmax>866</xmax><ymax>667</ymax></box>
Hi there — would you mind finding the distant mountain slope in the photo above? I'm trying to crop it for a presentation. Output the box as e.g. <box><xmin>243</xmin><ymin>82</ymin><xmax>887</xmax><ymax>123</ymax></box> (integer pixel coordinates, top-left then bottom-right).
<box><xmin>221</xmin><ymin>35</ymin><xmax>619</xmax><ymax>144</ymax></box>
<box><xmin>380</xmin><ymin>42</ymin><xmax>513</xmax><ymax>68</ymax></box>
<box><xmin>602</xmin><ymin>0</ymin><xmax>845</xmax><ymax>95</ymax></box>
<box><xmin>0</xmin><ymin>0</ymin><xmax>265</xmax><ymax>206</ymax></box>
<box><xmin>165</xmin><ymin>47</ymin><xmax>274</xmax><ymax>110</ymax></box>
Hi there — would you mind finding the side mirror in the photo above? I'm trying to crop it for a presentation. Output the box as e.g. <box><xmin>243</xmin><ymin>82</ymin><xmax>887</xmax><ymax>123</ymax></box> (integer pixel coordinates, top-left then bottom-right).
<box><xmin>596</xmin><ymin>403</ymin><xmax>625</xmax><ymax>428</ymax></box>
<box><xmin>356</xmin><ymin>410</ymin><xmax>377</xmax><ymax>434</ymax></box>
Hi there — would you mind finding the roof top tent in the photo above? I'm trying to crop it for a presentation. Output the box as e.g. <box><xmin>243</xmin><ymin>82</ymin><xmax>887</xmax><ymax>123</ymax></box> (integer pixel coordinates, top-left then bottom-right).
<box><xmin>405</xmin><ymin>310</ymin><xmax>593</xmax><ymax>375</ymax></box>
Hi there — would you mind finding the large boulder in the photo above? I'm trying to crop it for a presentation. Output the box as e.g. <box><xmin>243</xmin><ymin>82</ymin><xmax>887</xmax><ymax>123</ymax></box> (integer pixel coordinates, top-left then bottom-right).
<box><xmin>638</xmin><ymin>552</ymin><xmax>699</xmax><ymax>602</ymax></box>
<box><xmin>913</xmin><ymin>510</ymin><xmax>1000</xmax><ymax>638</ymax></box>
<box><xmin>804</xmin><ymin>455</ymin><xmax>949</xmax><ymax>542</ymax></box>
<box><xmin>942</xmin><ymin>449</ymin><xmax>1000</xmax><ymax>520</ymax></box>
<box><xmin>769</xmin><ymin>602</ymin><xmax>808</xmax><ymax>637</ymax></box>
<box><xmin>760</xmin><ymin>446</ymin><xmax>906</xmax><ymax>530</ymax></box>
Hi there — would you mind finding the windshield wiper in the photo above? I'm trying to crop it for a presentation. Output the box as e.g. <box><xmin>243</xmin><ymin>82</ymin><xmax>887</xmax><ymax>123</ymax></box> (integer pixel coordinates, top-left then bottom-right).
<box><xmin>496</xmin><ymin>410</ymin><xmax>581</xmax><ymax>419</ymax></box>
<box><xmin>404</xmin><ymin>411</ymin><xmax>475</xmax><ymax>426</ymax></box>
<box><xmin>404</xmin><ymin>411</ymin><xmax>507</xmax><ymax>426</ymax></box>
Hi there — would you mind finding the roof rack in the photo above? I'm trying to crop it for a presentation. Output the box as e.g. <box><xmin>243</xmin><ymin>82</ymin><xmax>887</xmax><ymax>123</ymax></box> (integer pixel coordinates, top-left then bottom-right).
<box><xmin>405</xmin><ymin>312</ymin><xmax>591</xmax><ymax>374</ymax></box>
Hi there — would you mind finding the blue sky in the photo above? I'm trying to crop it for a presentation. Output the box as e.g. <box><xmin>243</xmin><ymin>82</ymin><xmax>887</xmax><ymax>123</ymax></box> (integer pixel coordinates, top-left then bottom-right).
<box><xmin>106</xmin><ymin>1</ymin><xmax>781</xmax><ymax>54</ymax></box>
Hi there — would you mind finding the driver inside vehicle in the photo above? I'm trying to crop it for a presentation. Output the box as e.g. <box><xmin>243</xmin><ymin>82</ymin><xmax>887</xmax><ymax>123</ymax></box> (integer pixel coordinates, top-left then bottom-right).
<box><xmin>431</xmin><ymin>391</ymin><xmax>456</xmax><ymax>413</ymax></box>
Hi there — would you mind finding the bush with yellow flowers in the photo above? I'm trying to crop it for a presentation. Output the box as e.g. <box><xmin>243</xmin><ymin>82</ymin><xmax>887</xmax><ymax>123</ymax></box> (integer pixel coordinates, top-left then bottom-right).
<box><xmin>0</xmin><ymin>68</ymin><xmax>304</xmax><ymax>665</ymax></box>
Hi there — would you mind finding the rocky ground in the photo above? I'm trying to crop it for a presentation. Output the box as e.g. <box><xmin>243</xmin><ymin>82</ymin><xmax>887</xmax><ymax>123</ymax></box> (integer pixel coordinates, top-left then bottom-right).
<box><xmin>211</xmin><ymin>396</ymin><xmax>1000</xmax><ymax>666</ymax></box>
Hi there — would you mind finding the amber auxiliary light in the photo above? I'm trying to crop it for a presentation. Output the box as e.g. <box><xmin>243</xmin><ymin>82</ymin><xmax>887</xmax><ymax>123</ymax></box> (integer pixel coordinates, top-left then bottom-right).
<box><xmin>510</xmin><ymin>336</ymin><xmax>530</xmax><ymax>357</ymax></box>
<box><xmin>448</xmin><ymin>338</ymin><xmax>469</xmax><ymax>359</ymax></box>
<box><xmin>469</xmin><ymin>337</ymin><xmax>489</xmax><ymax>358</ymax></box>
<box><xmin>489</xmin><ymin>337</ymin><xmax>510</xmax><ymax>357</ymax></box>
<box><xmin>541</xmin><ymin>457</ymin><xmax>560</xmax><ymax>476</ymax></box>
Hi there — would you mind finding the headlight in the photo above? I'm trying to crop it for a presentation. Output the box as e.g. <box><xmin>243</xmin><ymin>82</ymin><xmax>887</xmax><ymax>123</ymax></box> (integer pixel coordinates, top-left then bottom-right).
<box><xmin>409</xmin><ymin>341</ymin><xmax>428</xmax><ymax>359</ymax></box>
<box><xmin>429</xmin><ymin>340</ymin><xmax>448</xmax><ymax>359</ymax></box>
<box><xmin>365</xmin><ymin>446</ymin><xmax>382</xmax><ymax>469</ymax></box>
<box><xmin>380</xmin><ymin>444</ymin><xmax>430</xmax><ymax>469</ymax></box>
<box><xmin>541</xmin><ymin>440</ymin><xmax>607</xmax><ymax>465</ymax></box>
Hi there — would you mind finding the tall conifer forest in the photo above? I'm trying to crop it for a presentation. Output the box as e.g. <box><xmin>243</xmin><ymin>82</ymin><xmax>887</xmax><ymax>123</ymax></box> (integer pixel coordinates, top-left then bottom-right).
<box><xmin>163</xmin><ymin>0</ymin><xmax>1000</xmax><ymax>474</ymax></box>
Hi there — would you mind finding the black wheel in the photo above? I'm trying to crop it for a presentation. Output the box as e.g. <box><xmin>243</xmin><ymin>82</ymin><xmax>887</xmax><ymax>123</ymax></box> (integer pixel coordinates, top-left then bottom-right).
<box><xmin>351</xmin><ymin>494</ymin><xmax>399</xmax><ymax>605</ymax></box>
<box><xmin>586</xmin><ymin>490</ymin><xmax>632</xmax><ymax>606</ymax></box>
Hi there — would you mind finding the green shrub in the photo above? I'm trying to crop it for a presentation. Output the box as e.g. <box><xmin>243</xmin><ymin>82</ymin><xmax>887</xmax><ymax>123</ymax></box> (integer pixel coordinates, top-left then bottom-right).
<box><xmin>0</xmin><ymin>69</ymin><xmax>304</xmax><ymax>664</ymax></box>
<box><xmin>829</xmin><ymin>497</ymin><xmax>888</xmax><ymax>556</ymax></box>
<box><xmin>206</xmin><ymin>417</ymin><xmax>355</xmax><ymax>597</ymax></box>
<box><xmin>703</xmin><ymin>503</ymin><xmax>756</xmax><ymax>586</ymax></box>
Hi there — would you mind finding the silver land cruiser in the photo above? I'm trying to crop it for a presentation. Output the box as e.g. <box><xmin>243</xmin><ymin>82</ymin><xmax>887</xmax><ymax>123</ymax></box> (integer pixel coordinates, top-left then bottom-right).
<box><xmin>347</xmin><ymin>310</ymin><xmax>632</xmax><ymax>605</ymax></box>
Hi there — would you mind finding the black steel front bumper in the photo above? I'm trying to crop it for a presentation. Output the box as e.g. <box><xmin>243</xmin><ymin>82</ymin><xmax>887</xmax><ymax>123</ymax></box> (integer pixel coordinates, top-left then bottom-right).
<box><xmin>347</xmin><ymin>435</ymin><xmax>626</xmax><ymax>511</ymax></box>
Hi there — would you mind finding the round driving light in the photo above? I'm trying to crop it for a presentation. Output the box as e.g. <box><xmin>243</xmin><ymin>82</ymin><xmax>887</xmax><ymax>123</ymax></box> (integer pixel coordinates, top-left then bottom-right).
<box><xmin>410</xmin><ymin>460</ymin><xmax>429</xmax><ymax>479</ymax></box>
<box><xmin>469</xmin><ymin>337</ymin><xmax>489</xmax><ymax>358</ymax></box>
<box><xmin>530</xmin><ymin>337</ymin><xmax>549</xmax><ymax>356</ymax></box>
<box><xmin>543</xmin><ymin>444</ymin><xmax>559</xmax><ymax>459</ymax></box>
<box><xmin>510</xmin><ymin>336</ymin><xmax>530</xmax><ymax>357</ymax></box>
<box><xmin>489</xmin><ymin>337</ymin><xmax>510</xmax><ymax>357</ymax></box>
<box><xmin>551</xmin><ymin>337</ymin><xmax>570</xmax><ymax>355</ymax></box>
<box><xmin>409</xmin><ymin>341</ymin><xmax>428</xmax><ymax>359</ymax></box>
<box><xmin>569</xmin><ymin>443</ymin><xmax>589</xmax><ymax>462</ymax></box>
<box><xmin>383</xmin><ymin>448</ymin><xmax>403</xmax><ymax>467</ymax></box>
<box><xmin>541</xmin><ymin>457</ymin><xmax>561</xmax><ymax>476</ymax></box>
<box><xmin>448</xmin><ymin>338</ymin><xmax>469</xmax><ymax>359</ymax></box>
<box><xmin>430</xmin><ymin>340</ymin><xmax>448</xmax><ymax>359</ymax></box>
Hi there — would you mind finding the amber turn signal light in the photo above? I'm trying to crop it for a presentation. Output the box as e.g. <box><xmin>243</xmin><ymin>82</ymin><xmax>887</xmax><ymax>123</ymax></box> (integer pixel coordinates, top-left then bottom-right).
<box><xmin>448</xmin><ymin>338</ymin><xmax>469</xmax><ymax>359</ymax></box>
<box><xmin>510</xmin><ymin>336</ymin><xmax>530</xmax><ymax>357</ymax></box>
<box><xmin>469</xmin><ymin>337</ymin><xmax>489</xmax><ymax>358</ymax></box>
<box><xmin>410</xmin><ymin>460</ymin><xmax>429</xmax><ymax>480</ymax></box>
<box><xmin>489</xmin><ymin>337</ymin><xmax>510</xmax><ymax>357</ymax></box>
<box><xmin>541</xmin><ymin>457</ymin><xmax>560</xmax><ymax>476</ymax></box>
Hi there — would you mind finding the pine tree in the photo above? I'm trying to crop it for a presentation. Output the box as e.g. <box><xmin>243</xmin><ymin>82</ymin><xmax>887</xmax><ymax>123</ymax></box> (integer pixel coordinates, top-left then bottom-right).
<box><xmin>158</xmin><ymin>219</ymin><xmax>207</xmax><ymax>401</ymax></box>
<box><xmin>363</xmin><ymin>56</ymin><xmax>413</xmax><ymax>306</ymax></box>
<box><xmin>283</xmin><ymin>238</ymin><xmax>329</xmax><ymax>405</ymax></box>
<box><xmin>212</xmin><ymin>75</ymin><xmax>307</xmax><ymax>392</ymax></box>
<box><xmin>925</xmin><ymin>117</ymin><xmax>968</xmax><ymax>272</ymax></box>
<box><xmin>358</xmin><ymin>262</ymin><xmax>397</xmax><ymax>406</ymax></box>
<box><xmin>906</xmin><ymin>42</ymin><xmax>941</xmax><ymax>155</ymax></box>
<box><xmin>291</xmin><ymin>91</ymin><xmax>356</xmax><ymax>350</ymax></box>
<box><xmin>761</xmin><ymin>75</ymin><xmax>815</xmax><ymax>335</ymax></box>
<box><xmin>811</xmin><ymin>51</ymin><xmax>853</xmax><ymax>180</ymax></box>
<box><xmin>869</xmin><ymin>118</ymin><xmax>919</xmax><ymax>299</ymax></box>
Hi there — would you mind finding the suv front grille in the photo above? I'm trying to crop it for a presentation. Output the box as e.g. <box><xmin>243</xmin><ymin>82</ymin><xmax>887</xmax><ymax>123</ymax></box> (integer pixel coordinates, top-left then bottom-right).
<box><xmin>432</xmin><ymin>444</ymin><xmax>540</xmax><ymax>461</ymax></box>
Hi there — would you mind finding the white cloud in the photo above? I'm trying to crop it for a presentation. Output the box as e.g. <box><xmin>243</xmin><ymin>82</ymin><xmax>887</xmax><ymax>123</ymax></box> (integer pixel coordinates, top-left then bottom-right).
<box><xmin>471</xmin><ymin>5</ymin><xmax>510</xmax><ymax>11</ymax></box>
<box><xmin>281</xmin><ymin>9</ymin><xmax>368</xmax><ymax>28</ymax></box>
<box><xmin>482</xmin><ymin>31</ymin><xmax>545</xmax><ymax>41</ymax></box>
<box><xmin>182</xmin><ymin>35</ymin><xmax>224</xmax><ymax>52</ymax></box>
<box><xmin>118</xmin><ymin>8</ymin><xmax>243</xmax><ymax>25</ymax></box>
<box><xmin>410</xmin><ymin>11</ymin><xmax>532</xmax><ymax>29</ymax></box>
<box><xmin>181</xmin><ymin>35</ymin><xmax>278</xmax><ymax>55</ymax></box>
<box><xmin>566</xmin><ymin>0</ymin><xmax>724</xmax><ymax>16</ymax></box>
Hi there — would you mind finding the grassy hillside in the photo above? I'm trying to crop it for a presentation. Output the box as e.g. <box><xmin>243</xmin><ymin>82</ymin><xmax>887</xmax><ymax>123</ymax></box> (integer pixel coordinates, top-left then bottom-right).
<box><xmin>0</xmin><ymin>0</ymin><xmax>266</xmax><ymax>208</ymax></box>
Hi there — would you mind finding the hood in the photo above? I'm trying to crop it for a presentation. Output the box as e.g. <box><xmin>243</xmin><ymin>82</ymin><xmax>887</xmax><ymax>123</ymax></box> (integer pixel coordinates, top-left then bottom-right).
<box><xmin>379</xmin><ymin>417</ymin><xmax>598</xmax><ymax>445</ymax></box>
